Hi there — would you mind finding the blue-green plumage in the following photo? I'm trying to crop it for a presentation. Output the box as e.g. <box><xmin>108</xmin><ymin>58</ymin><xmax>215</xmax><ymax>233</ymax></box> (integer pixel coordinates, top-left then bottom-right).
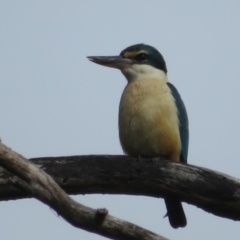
<box><xmin>120</xmin><ymin>44</ymin><xmax>168</xmax><ymax>73</ymax></box>
<box><xmin>167</xmin><ymin>82</ymin><xmax>189</xmax><ymax>163</ymax></box>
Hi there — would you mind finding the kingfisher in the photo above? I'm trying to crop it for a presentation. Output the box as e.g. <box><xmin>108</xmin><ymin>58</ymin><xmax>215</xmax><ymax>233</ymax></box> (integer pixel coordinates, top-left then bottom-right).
<box><xmin>88</xmin><ymin>44</ymin><xmax>189</xmax><ymax>228</ymax></box>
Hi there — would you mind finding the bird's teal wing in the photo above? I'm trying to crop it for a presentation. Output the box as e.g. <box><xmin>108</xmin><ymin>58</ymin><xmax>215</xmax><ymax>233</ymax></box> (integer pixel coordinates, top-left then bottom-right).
<box><xmin>167</xmin><ymin>83</ymin><xmax>189</xmax><ymax>163</ymax></box>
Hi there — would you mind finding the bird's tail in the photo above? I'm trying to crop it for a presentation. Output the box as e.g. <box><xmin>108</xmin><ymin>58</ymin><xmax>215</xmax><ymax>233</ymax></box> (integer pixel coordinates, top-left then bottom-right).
<box><xmin>164</xmin><ymin>198</ymin><xmax>187</xmax><ymax>228</ymax></box>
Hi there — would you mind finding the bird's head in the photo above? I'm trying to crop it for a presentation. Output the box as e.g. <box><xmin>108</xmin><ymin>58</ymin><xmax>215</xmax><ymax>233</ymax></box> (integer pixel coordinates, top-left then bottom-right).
<box><xmin>88</xmin><ymin>44</ymin><xmax>168</xmax><ymax>82</ymax></box>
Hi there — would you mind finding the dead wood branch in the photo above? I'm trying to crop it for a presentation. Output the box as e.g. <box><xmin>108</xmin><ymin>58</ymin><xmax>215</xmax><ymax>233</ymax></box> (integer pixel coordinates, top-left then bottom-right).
<box><xmin>0</xmin><ymin>143</ymin><xmax>168</xmax><ymax>240</ymax></box>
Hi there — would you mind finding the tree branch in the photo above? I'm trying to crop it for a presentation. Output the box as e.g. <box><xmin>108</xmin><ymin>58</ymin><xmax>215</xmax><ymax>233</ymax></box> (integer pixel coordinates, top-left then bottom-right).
<box><xmin>1</xmin><ymin>144</ymin><xmax>240</xmax><ymax>224</ymax></box>
<box><xmin>0</xmin><ymin>142</ymin><xmax>168</xmax><ymax>240</ymax></box>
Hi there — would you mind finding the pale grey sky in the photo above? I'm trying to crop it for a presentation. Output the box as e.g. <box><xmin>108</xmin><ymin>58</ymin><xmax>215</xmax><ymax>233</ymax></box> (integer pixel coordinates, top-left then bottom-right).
<box><xmin>1</xmin><ymin>1</ymin><xmax>240</xmax><ymax>240</ymax></box>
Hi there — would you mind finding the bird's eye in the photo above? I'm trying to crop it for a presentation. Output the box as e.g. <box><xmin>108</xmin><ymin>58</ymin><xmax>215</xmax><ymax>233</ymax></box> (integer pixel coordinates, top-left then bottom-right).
<box><xmin>135</xmin><ymin>53</ymin><xmax>148</xmax><ymax>62</ymax></box>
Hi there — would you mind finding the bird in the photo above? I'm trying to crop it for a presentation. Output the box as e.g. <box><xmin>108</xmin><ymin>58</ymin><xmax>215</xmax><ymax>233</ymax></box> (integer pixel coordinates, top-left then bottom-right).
<box><xmin>87</xmin><ymin>43</ymin><xmax>189</xmax><ymax>228</ymax></box>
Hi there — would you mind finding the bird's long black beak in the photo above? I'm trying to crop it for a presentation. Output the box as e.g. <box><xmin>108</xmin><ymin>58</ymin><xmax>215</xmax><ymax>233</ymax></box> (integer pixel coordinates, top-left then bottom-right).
<box><xmin>87</xmin><ymin>56</ymin><xmax>133</xmax><ymax>69</ymax></box>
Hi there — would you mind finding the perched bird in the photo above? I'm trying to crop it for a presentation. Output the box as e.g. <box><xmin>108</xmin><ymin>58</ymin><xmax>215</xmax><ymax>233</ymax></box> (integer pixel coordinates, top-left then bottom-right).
<box><xmin>88</xmin><ymin>44</ymin><xmax>189</xmax><ymax>228</ymax></box>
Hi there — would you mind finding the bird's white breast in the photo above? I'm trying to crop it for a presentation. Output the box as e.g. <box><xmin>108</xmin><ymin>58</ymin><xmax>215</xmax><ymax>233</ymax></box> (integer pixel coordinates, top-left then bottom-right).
<box><xmin>118</xmin><ymin>74</ymin><xmax>181</xmax><ymax>161</ymax></box>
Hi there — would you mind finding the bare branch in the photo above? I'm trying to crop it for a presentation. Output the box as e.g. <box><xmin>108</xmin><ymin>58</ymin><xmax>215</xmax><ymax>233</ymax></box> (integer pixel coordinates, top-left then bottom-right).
<box><xmin>0</xmin><ymin>153</ymin><xmax>240</xmax><ymax>223</ymax></box>
<box><xmin>0</xmin><ymin>143</ymin><xmax>168</xmax><ymax>240</ymax></box>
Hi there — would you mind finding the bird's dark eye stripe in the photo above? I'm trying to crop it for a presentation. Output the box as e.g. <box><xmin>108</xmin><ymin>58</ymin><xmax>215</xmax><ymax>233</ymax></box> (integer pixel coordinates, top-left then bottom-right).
<box><xmin>135</xmin><ymin>53</ymin><xmax>148</xmax><ymax>61</ymax></box>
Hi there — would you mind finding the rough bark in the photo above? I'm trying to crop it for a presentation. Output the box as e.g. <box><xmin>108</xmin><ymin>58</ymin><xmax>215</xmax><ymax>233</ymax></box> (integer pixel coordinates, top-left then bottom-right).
<box><xmin>0</xmin><ymin>153</ymin><xmax>240</xmax><ymax>222</ymax></box>
<box><xmin>0</xmin><ymin>142</ymin><xmax>168</xmax><ymax>240</ymax></box>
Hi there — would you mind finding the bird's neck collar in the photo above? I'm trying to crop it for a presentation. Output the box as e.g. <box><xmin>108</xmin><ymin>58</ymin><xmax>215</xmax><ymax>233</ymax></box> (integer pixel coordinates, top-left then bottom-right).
<box><xmin>121</xmin><ymin>64</ymin><xmax>168</xmax><ymax>83</ymax></box>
